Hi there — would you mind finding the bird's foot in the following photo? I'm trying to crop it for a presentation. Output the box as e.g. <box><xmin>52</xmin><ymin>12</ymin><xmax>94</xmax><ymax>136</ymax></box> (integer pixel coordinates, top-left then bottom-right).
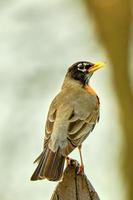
<box><xmin>66</xmin><ymin>157</ymin><xmax>79</xmax><ymax>167</ymax></box>
<box><xmin>66</xmin><ymin>157</ymin><xmax>84</xmax><ymax>174</ymax></box>
<box><xmin>66</xmin><ymin>157</ymin><xmax>73</xmax><ymax>166</ymax></box>
<box><xmin>77</xmin><ymin>164</ymin><xmax>84</xmax><ymax>175</ymax></box>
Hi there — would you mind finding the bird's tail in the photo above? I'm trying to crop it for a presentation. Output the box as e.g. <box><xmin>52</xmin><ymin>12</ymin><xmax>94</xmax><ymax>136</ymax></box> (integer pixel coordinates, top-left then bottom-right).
<box><xmin>30</xmin><ymin>147</ymin><xmax>65</xmax><ymax>181</ymax></box>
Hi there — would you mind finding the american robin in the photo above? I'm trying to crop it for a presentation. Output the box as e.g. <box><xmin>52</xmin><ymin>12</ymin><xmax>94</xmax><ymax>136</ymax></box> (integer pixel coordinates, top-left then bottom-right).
<box><xmin>31</xmin><ymin>61</ymin><xmax>104</xmax><ymax>181</ymax></box>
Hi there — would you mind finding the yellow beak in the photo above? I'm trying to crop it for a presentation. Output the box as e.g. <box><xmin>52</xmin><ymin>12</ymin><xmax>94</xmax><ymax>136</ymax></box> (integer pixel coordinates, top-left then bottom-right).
<box><xmin>88</xmin><ymin>61</ymin><xmax>105</xmax><ymax>73</ymax></box>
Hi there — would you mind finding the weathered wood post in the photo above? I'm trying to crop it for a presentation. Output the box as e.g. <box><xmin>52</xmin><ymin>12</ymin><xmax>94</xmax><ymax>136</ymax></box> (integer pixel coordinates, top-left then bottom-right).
<box><xmin>50</xmin><ymin>160</ymin><xmax>100</xmax><ymax>200</ymax></box>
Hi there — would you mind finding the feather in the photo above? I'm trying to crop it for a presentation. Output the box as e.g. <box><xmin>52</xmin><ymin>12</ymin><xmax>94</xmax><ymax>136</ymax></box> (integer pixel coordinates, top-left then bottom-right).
<box><xmin>31</xmin><ymin>147</ymin><xmax>65</xmax><ymax>181</ymax></box>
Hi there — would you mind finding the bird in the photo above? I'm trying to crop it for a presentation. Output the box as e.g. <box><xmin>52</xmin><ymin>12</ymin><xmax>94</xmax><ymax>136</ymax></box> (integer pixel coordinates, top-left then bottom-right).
<box><xmin>31</xmin><ymin>61</ymin><xmax>104</xmax><ymax>181</ymax></box>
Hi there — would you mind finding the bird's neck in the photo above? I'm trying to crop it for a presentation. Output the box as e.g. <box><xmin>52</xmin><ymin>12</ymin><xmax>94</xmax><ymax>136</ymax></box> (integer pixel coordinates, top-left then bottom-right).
<box><xmin>84</xmin><ymin>84</ymin><xmax>100</xmax><ymax>105</ymax></box>
<box><xmin>84</xmin><ymin>84</ymin><xmax>97</xmax><ymax>96</ymax></box>
<box><xmin>61</xmin><ymin>76</ymin><xmax>83</xmax><ymax>90</ymax></box>
<box><xmin>62</xmin><ymin>76</ymin><xmax>97</xmax><ymax>96</ymax></box>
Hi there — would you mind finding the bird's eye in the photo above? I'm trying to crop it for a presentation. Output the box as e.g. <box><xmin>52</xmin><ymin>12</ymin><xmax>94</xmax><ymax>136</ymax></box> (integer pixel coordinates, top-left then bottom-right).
<box><xmin>77</xmin><ymin>63</ymin><xmax>84</xmax><ymax>70</ymax></box>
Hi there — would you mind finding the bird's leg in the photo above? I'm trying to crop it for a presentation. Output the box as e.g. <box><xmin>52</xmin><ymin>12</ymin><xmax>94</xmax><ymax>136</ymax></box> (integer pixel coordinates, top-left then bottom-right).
<box><xmin>77</xmin><ymin>144</ymin><xmax>84</xmax><ymax>174</ymax></box>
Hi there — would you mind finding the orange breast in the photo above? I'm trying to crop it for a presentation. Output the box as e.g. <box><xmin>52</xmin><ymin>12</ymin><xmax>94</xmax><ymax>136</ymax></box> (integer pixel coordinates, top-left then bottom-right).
<box><xmin>84</xmin><ymin>85</ymin><xmax>100</xmax><ymax>105</ymax></box>
<box><xmin>84</xmin><ymin>85</ymin><xmax>97</xmax><ymax>96</ymax></box>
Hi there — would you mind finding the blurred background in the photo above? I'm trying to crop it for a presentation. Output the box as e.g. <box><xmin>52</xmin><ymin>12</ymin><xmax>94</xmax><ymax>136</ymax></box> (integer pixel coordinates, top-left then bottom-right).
<box><xmin>0</xmin><ymin>0</ymin><xmax>132</xmax><ymax>200</ymax></box>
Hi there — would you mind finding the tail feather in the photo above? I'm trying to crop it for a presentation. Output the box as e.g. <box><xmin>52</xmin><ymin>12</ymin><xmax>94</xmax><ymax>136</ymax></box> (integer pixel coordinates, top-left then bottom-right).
<box><xmin>31</xmin><ymin>147</ymin><xmax>65</xmax><ymax>181</ymax></box>
<box><xmin>55</xmin><ymin>155</ymin><xmax>65</xmax><ymax>181</ymax></box>
<box><xmin>31</xmin><ymin>151</ymin><xmax>46</xmax><ymax>181</ymax></box>
<box><xmin>33</xmin><ymin>152</ymin><xmax>43</xmax><ymax>164</ymax></box>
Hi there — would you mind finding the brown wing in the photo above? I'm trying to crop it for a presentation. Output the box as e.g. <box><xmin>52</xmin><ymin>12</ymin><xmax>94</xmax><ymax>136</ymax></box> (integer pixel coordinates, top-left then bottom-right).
<box><xmin>61</xmin><ymin>106</ymin><xmax>99</xmax><ymax>156</ymax></box>
<box><xmin>67</xmin><ymin>108</ymin><xmax>99</xmax><ymax>145</ymax></box>
<box><xmin>44</xmin><ymin>106</ymin><xmax>57</xmax><ymax>148</ymax></box>
<box><xmin>43</xmin><ymin>89</ymin><xmax>99</xmax><ymax>156</ymax></box>
<box><xmin>44</xmin><ymin>103</ymin><xmax>74</xmax><ymax>153</ymax></box>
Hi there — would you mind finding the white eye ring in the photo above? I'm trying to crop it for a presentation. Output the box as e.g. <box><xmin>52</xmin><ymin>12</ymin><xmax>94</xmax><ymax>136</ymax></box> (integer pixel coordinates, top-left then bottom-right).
<box><xmin>77</xmin><ymin>63</ymin><xmax>83</xmax><ymax>68</ymax></box>
<box><xmin>77</xmin><ymin>63</ymin><xmax>86</xmax><ymax>72</ymax></box>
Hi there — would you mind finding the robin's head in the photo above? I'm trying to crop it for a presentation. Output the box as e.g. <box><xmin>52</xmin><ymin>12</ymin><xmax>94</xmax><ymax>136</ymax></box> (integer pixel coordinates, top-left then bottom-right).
<box><xmin>67</xmin><ymin>61</ymin><xmax>104</xmax><ymax>85</ymax></box>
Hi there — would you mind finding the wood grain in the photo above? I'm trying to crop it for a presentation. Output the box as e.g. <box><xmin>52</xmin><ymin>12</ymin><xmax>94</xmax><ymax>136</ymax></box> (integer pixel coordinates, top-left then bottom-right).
<box><xmin>50</xmin><ymin>160</ymin><xmax>100</xmax><ymax>200</ymax></box>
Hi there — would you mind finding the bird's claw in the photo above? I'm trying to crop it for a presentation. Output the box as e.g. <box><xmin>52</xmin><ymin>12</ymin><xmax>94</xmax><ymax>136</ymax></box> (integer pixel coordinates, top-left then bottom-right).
<box><xmin>66</xmin><ymin>157</ymin><xmax>84</xmax><ymax>174</ymax></box>
<box><xmin>66</xmin><ymin>157</ymin><xmax>71</xmax><ymax>165</ymax></box>
<box><xmin>77</xmin><ymin>165</ymin><xmax>84</xmax><ymax>175</ymax></box>
<box><xmin>66</xmin><ymin>157</ymin><xmax>79</xmax><ymax>167</ymax></box>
